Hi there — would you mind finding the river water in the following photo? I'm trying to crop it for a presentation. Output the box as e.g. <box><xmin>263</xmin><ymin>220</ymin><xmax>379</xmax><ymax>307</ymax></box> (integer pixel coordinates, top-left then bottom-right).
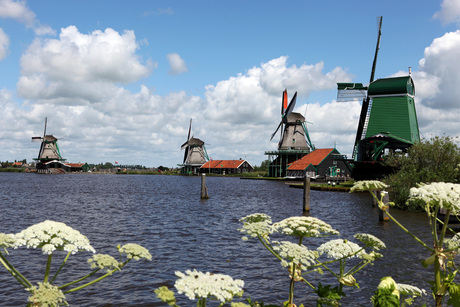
<box><xmin>0</xmin><ymin>173</ymin><xmax>435</xmax><ymax>306</ymax></box>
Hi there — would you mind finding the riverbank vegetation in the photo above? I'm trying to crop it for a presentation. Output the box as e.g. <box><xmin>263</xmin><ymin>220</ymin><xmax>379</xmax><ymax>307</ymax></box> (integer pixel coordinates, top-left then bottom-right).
<box><xmin>383</xmin><ymin>136</ymin><xmax>460</xmax><ymax>210</ymax></box>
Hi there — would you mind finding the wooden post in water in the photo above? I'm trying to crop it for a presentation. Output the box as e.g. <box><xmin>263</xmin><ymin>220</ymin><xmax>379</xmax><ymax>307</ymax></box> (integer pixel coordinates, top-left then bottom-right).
<box><xmin>201</xmin><ymin>173</ymin><xmax>209</xmax><ymax>199</ymax></box>
<box><xmin>379</xmin><ymin>191</ymin><xmax>389</xmax><ymax>222</ymax></box>
<box><xmin>303</xmin><ymin>174</ymin><xmax>310</xmax><ymax>212</ymax></box>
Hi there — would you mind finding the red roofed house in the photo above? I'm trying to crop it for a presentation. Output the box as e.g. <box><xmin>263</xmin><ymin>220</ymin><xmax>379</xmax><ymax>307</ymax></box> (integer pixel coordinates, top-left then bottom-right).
<box><xmin>286</xmin><ymin>148</ymin><xmax>352</xmax><ymax>179</ymax></box>
<box><xmin>199</xmin><ymin>159</ymin><xmax>254</xmax><ymax>175</ymax></box>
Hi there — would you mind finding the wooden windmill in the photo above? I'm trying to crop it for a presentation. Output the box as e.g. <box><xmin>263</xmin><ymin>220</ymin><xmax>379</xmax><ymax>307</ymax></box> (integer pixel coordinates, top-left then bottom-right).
<box><xmin>32</xmin><ymin>118</ymin><xmax>66</xmax><ymax>171</ymax></box>
<box><xmin>180</xmin><ymin>119</ymin><xmax>209</xmax><ymax>174</ymax></box>
<box><xmin>270</xmin><ymin>90</ymin><xmax>314</xmax><ymax>151</ymax></box>
<box><xmin>336</xmin><ymin>17</ymin><xmax>420</xmax><ymax>179</ymax></box>
<box><xmin>265</xmin><ymin>90</ymin><xmax>314</xmax><ymax>177</ymax></box>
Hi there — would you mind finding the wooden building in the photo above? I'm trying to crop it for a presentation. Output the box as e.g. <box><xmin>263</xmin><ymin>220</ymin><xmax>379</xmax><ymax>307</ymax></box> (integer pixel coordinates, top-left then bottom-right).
<box><xmin>199</xmin><ymin>159</ymin><xmax>254</xmax><ymax>175</ymax></box>
<box><xmin>286</xmin><ymin>148</ymin><xmax>352</xmax><ymax>180</ymax></box>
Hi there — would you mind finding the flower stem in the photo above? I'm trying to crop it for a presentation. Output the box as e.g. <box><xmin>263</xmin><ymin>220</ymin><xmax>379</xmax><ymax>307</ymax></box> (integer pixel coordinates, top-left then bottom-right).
<box><xmin>43</xmin><ymin>253</ymin><xmax>53</xmax><ymax>283</ymax></box>
<box><xmin>50</xmin><ymin>251</ymin><xmax>72</xmax><ymax>284</ymax></box>
<box><xmin>63</xmin><ymin>260</ymin><xmax>130</xmax><ymax>294</ymax></box>
<box><xmin>0</xmin><ymin>252</ymin><xmax>32</xmax><ymax>288</ymax></box>
<box><xmin>58</xmin><ymin>269</ymin><xmax>100</xmax><ymax>289</ymax></box>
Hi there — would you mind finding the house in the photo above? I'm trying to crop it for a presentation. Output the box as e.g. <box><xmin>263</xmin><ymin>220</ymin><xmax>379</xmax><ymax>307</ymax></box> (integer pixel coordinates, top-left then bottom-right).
<box><xmin>65</xmin><ymin>163</ymin><xmax>90</xmax><ymax>172</ymax></box>
<box><xmin>199</xmin><ymin>159</ymin><xmax>254</xmax><ymax>175</ymax></box>
<box><xmin>286</xmin><ymin>148</ymin><xmax>352</xmax><ymax>179</ymax></box>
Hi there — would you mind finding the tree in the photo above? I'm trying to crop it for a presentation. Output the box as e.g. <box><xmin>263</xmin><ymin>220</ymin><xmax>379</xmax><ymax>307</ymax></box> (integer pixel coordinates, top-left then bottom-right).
<box><xmin>384</xmin><ymin>136</ymin><xmax>460</xmax><ymax>209</ymax></box>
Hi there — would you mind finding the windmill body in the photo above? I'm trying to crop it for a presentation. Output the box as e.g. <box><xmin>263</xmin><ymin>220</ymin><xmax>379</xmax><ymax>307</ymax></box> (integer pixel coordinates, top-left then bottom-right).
<box><xmin>278</xmin><ymin>112</ymin><xmax>310</xmax><ymax>151</ymax></box>
<box><xmin>179</xmin><ymin>119</ymin><xmax>209</xmax><ymax>175</ymax></box>
<box><xmin>32</xmin><ymin>118</ymin><xmax>67</xmax><ymax>173</ymax></box>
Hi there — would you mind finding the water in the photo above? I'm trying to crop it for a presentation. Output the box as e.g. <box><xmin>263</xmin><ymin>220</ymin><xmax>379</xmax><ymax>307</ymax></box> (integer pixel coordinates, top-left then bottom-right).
<box><xmin>0</xmin><ymin>173</ymin><xmax>434</xmax><ymax>306</ymax></box>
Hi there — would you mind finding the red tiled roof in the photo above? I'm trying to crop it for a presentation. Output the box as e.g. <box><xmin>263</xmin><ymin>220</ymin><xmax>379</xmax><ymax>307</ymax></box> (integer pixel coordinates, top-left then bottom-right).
<box><xmin>200</xmin><ymin>160</ymin><xmax>245</xmax><ymax>169</ymax></box>
<box><xmin>65</xmin><ymin>163</ymin><xmax>85</xmax><ymax>168</ymax></box>
<box><xmin>287</xmin><ymin>148</ymin><xmax>336</xmax><ymax>171</ymax></box>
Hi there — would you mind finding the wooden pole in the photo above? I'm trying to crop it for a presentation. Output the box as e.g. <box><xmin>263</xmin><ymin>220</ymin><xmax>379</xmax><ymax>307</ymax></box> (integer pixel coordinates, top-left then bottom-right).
<box><xmin>303</xmin><ymin>174</ymin><xmax>310</xmax><ymax>212</ymax></box>
<box><xmin>201</xmin><ymin>173</ymin><xmax>209</xmax><ymax>199</ymax></box>
<box><xmin>379</xmin><ymin>191</ymin><xmax>389</xmax><ymax>222</ymax></box>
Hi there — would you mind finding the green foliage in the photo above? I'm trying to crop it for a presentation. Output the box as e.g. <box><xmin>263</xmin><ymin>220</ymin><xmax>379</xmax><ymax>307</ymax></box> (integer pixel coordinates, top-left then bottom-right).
<box><xmin>371</xmin><ymin>287</ymin><xmax>400</xmax><ymax>307</ymax></box>
<box><xmin>314</xmin><ymin>282</ymin><xmax>345</xmax><ymax>306</ymax></box>
<box><xmin>384</xmin><ymin>136</ymin><xmax>460</xmax><ymax>209</ymax></box>
<box><xmin>448</xmin><ymin>283</ymin><xmax>460</xmax><ymax>307</ymax></box>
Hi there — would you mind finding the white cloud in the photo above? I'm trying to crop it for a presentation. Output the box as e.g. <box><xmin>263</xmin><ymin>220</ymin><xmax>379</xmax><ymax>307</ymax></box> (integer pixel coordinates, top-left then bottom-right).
<box><xmin>434</xmin><ymin>0</ymin><xmax>460</xmax><ymax>25</ymax></box>
<box><xmin>167</xmin><ymin>53</ymin><xmax>188</xmax><ymax>75</ymax></box>
<box><xmin>0</xmin><ymin>0</ymin><xmax>55</xmax><ymax>35</ymax></box>
<box><xmin>0</xmin><ymin>28</ymin><xmax>9</xmax><ymax>61</ymax></box>
<box><xmin>17</xmin><ymin>26</ymin><xmax>153</xmax><ymax>104</ymax></box>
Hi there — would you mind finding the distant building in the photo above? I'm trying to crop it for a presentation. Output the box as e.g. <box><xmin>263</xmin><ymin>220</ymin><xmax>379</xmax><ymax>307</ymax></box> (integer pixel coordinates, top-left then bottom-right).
<box><xmin>286</xmin><ymin>148</ymin><xmax>352</xmax><ymax>179</ymax></box>
<box><xmin>200</xmin><ymin>159</ymin><xmax>254</xmax><ymax>175</ymax></box>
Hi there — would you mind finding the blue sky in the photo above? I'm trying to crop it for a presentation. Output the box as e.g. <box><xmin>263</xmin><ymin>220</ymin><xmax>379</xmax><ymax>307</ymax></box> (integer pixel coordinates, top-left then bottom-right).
<box><xmin>1</xmin><ymin>0</ymin><xmax>460</xmax><ymax>167</ymax></box>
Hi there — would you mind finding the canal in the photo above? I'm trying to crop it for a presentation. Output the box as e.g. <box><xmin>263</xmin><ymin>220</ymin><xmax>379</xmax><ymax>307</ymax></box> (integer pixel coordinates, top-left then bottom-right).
<box><xmin>0</xmin><ymin>173</ymin><xmax>433</xmax><ymax>306</ymax></box>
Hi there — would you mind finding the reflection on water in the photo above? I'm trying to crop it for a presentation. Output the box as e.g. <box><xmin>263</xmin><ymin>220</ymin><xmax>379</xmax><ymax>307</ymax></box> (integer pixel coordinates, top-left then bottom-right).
<box><xmin>0</xmin><ymin>173</ymin><xmax>433</xmax><ymax>306</ymax></box>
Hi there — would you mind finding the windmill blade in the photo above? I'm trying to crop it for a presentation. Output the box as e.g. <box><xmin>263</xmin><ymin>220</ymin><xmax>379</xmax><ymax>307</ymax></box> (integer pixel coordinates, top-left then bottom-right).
<box><xmin>281</xmin><ymin>89</ymin><xmax>288</xmax><ymax>115</ymax></box>
<box><xmin>183</xmin><ymin>119</ymin><xmax>192</xmax><ymax>163</ymax></box>
<box><xmin>283</xmin><ymin>91</ymin><xmax>297</xmax><ymax>121</ymax></box>
<box><xmin>43</xmin><ymin>117</ymin><xmax>47</xmax><ymax>138</ymax></box>
<box><xmin>270</xmin><ymin>121</ymin><xmax>283</xmax><ymax>141</ymax></box>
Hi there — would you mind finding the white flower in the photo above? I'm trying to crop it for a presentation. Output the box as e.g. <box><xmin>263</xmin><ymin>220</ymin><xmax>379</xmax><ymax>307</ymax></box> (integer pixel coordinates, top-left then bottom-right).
<box><xmin>13</xmin><ymin>221</ymin><xmax>95</xmax><ymax>255</ymax></box>
<box><xmin>0</xmin><ymin>233</ymin><xmax>16</xmax><ymax>248</ymax></box>
<box><xmin>397</xmin><ymin>283</ymin><xmax>426</xmax><ymax>297</ymax></box>
<box><xmin>271</xmin><ymin>241</ymin><xmax>318</xmax><ymax>270</ymax></box>
<box><xmin>174</xmin><ymin>269</ymin><xmax>244</xmax><ymax>303</ymax></box>
<box><xmin>273</xmin><ymin>216</ymin><xmax>339</xmax><ymax>238</ymax></box>
<box><xmin>409</xmin><ymin>182</ymin><xmax>460</xmax><ymax>213</ymax></box>
<box><xmin>27</xmin><ymin>282</ymin><xmax>68</xmax><ymax>306</ymax></box>
<box><xmin>88</xmin><ymin>254</ymin><xmax>121</xmax><ymax>273</ymax></box>
<box><xmin>118</xmin><ymin>243</ymin><xmax>152</xmax><ymax>261</ymax></box>
<box><xmin>354</xmin><ymin>233</ymin><xmax>386</xmax><ymax>250</ymax></box>
<box><xmin>350</xmin><ymin>180</ymin><xmax>388</xmax><ymax>192</ymax></box>
<box><xmin>239</xmin><ymin>213</ymin><xmax>273</xmax><ymax>239</ymax></box>
<box><xmin>317</xmin><ymin>239</ymin><xmax>364</xmax><ymax>259</ymax></box>
<box><xmin>445</xmin><ymin>233</ymin><xmax>460</xmax><ymax>251</ymax></box>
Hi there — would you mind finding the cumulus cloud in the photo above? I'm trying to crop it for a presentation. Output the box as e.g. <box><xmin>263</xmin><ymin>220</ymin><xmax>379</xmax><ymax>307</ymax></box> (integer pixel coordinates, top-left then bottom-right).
<box><xmin>434</xmin><ymin>0</ymin><xmax>460</xmax><ymax>25</ymax></box>
<box><xmin>17</xmin><ymin>26</ymin><xmax>153</xmax><ymax>104</ymax></box>
<box><xmin>0</xmin><ymin>0</ymin><xmax>55</xmax><ymax>35</ymax></box>
<box><xmin>0</xmin><ymin>28</ymin><xmax>9</xmax><ymax>61</ymax></box>
<box><xmin>167</xmin><ymin>53</ymin><xmax>188</xmax><ymax>75</ymax></box>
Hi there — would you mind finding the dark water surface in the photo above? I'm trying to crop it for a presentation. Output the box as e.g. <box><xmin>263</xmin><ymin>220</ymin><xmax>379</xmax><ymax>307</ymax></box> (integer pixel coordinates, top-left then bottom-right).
<box><xmin>0</xmin><ymin>173</ymin><xmax>434</xmax><ymax>306</ymax></box>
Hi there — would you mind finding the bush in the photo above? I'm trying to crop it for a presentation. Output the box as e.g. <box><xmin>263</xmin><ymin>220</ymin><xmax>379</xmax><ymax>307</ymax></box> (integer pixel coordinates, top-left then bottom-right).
<box><xmin>384</xmin><ymin>136</ymin><xmax>460</xmax><ymax>209</ymax></box>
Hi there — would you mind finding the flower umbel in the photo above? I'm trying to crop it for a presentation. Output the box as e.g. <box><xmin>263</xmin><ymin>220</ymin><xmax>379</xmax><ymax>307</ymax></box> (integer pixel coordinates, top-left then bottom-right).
<box><xmin>350</xmin><ymin>180</ymin><xmax>389</xmax><ymax>193</ymax></box>
<box><xmin>0</xmin><ymin>233</ymin><xmax>15</xmax><ymax>249</ymax></box>
<box><xmin>409</xmin><ymin>182</ymin><xmax>460</xmax><ymax>213</ymax></box>
<box><xmin>88</xmin><ymin>254</ymin><xmax>120</xmax><ymax>273</ymax></box>
<box><xmin>118</xmin><ymin>243</ymin><xmax>152</xmax><ymax>261</ymax></box>
<box><xmin>27</xmin><ymin>282</ymin><xmax>68</xmax><ymax>306</ymax></box>
<box><xmin>13</xmin><ymin>220</ymin><xmax>95</xmax><ymax>255</ymax></box>
<box><xmin>174</xmin><ymin>269</ymin><xmax>244</xmax><ymax>303</ymax></box>
<box><xmin>354</xmin><ymin>233</ymin><xmax>386</xmax><ymax>251</ymax></box>
<box><xmin>317</xmin><ymin>239</ymin><xmax>364</xmax><ymax>260</ymax></box>
<box><xmin>238</xmin><ymin>213</ymin><xmax>273</xmax><ymax>240</ymax></box>
<box><xmin>273</xmin><ymin>216</ymin><xmax>339</xmax><ymax>238</ymax></box>
<box><xmin>272</xmin><ymin>240</ymin><xmax>319</xmax><ymax>270</ymax></box>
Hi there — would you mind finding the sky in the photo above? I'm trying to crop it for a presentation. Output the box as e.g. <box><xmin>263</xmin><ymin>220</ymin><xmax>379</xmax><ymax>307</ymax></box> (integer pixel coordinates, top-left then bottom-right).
<box><xmin>1</xmin><ymin>0</ymin><xmax>460</xmax><ymax>168</ymax></box>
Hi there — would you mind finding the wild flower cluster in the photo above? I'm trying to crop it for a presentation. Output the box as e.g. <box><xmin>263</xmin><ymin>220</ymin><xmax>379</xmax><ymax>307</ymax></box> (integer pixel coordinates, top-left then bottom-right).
<box><xmin>273</xmin><ymin>216</ymin><xmax>340</xmax><ymax>237</ymax></box>
<box><xmin>317</xmin><ymin>239</ymin><xmax>365</xmax><ymax>260</ymax></box>
<box><xmin>0</xmin><ymin>233</ymin><xmax>15</xmax><ymax>249</ymax></box>
<box><xmin>13</xmin><ymin>220</ymin><xmax>95</xmax><ymax>255</ymax></box>
<box><xmin>396</xmin><ymin>283</ymin><xmax>426</xmax><ymax>297</ymax></box>
<box><xmin>118</xmin><ymin>243</ymin><xmax>152</xmax><ymax>261</ymax></box>
<box><xmin>88</xmin><ymin>254</ymin><xmax>120</xmax><ymax>273</ymax></box>
<box><xmin>354</xmin><ymin>233</ymin><xmax>386</xmax><ymax>251</ymax></box>
<box><xmin>350</xmin><ymin>180</ymin><xmax>389</xmax><ymax>192</ymax></box>
<box><xmin>239</xmin><ymin>213</ymin><xmax>273</xmax><ymax>240</ymax></box>
<box><xmin>27</xmin><ymin>282</ymin><xmax>68</xmax><ymax>306</ymax></box>
<box><xmin>271</xmin><ymin>240</ymin><xmax>318</xmax><ymax>269</ymax></box>
<box><xmin>409</xmin><ymin>182</ymin><xmax>460</xmax><ymax>213</ymax></box>
<box><xmin>174</xmin><ymin>269</ymin><xmax>244</xmax><ymax>303</ymax></box>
